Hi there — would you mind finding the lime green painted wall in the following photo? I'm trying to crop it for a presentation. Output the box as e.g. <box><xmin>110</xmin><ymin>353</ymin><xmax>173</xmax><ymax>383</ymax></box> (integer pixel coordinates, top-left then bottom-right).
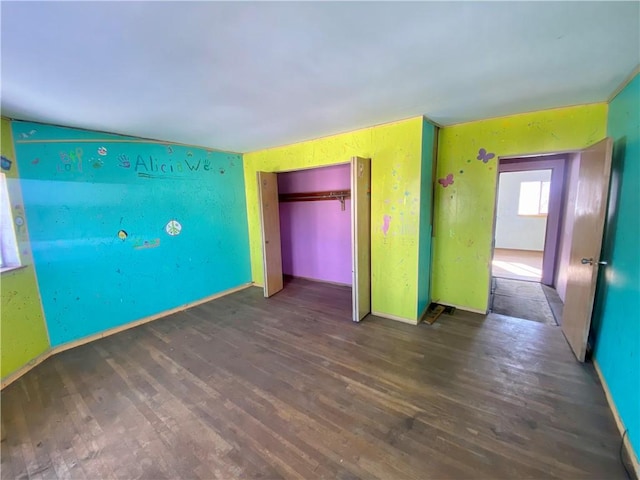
<box><xmin>433</xmin><ymin>103</ymin><xmax>608</xmax><ymax>312</ymax></box>
<box><xmin>1</xmin><ymin>118</ymin><xmax>50</xmax><ymax>379</ymax></box>
<box><xmin>244</xmin><ymin>117</ymin><xmax>425</xmax><ymax>321</ymax></box>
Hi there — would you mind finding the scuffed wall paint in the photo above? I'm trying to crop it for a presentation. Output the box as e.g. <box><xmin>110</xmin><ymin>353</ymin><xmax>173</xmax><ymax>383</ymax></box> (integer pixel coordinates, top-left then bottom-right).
<box><xmin>0</xmin><ymin>118</ymin><xmax>50</xmax><ymax>379</ymax></box>
<box><xmin>244</xmin><ymin>117</ymin><xmax>424</xmax><ymax>321</ymax></box>
<box><xmin>433</xmin><ymin>103</ymin><xmax>608</xmax><ymax>312</ymax></box>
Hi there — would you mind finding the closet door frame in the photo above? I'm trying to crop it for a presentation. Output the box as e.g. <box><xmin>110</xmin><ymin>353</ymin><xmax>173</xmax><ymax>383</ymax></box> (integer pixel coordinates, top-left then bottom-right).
<box><xmin>257</xmin><ymin>159</ymin><xmax>371</xmax><ymax>322</ymax></box>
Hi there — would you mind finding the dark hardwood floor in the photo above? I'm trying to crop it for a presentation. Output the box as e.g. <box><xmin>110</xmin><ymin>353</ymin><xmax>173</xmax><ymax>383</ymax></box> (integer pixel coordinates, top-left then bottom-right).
<box><xmin>1</xmin><ymin>277</ymin><xmax>626</xmax><ymax>479</ymax></box>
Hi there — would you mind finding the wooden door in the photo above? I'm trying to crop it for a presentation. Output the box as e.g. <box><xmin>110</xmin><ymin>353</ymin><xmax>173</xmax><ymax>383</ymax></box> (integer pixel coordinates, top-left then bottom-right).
<box><xmin>351</xmin><ymin>157</ymin><xmax>371</xmax><ymax>322</ymax></box>
<box><xmin>562</xmin><ymin>138</ymin><xmax>613</xmax><ymax>361</ymax></box>
<box><xmin>257</xmin><ymin>171</ymin><xmax>283</xmax><ymax>298</ymax></box>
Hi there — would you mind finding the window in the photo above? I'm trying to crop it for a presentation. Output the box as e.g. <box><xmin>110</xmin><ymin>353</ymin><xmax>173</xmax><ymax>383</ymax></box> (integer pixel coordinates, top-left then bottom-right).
<box><xmin>518</xmin><ymin>180</ymin><xmax>550</xmax><ymax>216</ymax></box>
<box><xmin>0</xmin><ymin>173</ymin><xmax>21</xmax><ymax>272</ymax></box>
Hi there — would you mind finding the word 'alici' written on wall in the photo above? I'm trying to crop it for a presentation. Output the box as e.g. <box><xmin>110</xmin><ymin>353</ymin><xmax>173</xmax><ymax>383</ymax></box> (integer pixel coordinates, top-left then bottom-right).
<box><xmin>54</xmin><ymin>147</ymin><xmax>228</xmax><ymax>176</ymax></box>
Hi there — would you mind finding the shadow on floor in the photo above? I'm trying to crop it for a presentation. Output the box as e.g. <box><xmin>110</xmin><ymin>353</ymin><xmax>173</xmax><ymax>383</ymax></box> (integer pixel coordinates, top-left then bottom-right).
<box><xmin>490</xmin><ymin>277</ymin><xmax>563</xmax><ymax>326</ymax></box>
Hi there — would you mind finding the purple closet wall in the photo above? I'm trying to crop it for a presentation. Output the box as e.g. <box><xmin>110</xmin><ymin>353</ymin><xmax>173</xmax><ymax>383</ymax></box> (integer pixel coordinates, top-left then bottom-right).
<box><xmin>278</xmin><ymin>164</ymin><xmax>352</xmax><ymax>285</ymax></box>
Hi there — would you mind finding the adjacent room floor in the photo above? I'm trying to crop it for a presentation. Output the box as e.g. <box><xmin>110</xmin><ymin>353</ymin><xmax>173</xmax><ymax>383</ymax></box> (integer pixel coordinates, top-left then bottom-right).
<box><xmin>0</xmin><ymin>278</ymin><xmax>625</xmax><ymax>479</ymax></box>
<box><xmin>490</xmin><ymin>277</ymin><xmax>562</xmax><ymax>326</ymax></box>
<box><xmin>492</xmin><ymin>248</ymin><xmax>543</xmax><ymax>282</ymax></box>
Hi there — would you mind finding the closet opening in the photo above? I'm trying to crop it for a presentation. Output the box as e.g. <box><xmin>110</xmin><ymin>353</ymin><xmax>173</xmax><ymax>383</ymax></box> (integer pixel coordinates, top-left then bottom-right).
<box><xmin>279</xmin><ymin>164</ymin><xmax>352</xmax><ymax>288</ymax></box>
<box><xmin>257</xmin><ymin>157</ymin><xmax>371</xmax><ymax>323</ymax></box>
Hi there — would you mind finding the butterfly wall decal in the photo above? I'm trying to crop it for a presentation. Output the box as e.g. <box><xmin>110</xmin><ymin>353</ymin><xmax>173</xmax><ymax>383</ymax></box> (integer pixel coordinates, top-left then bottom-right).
<box><xmin>438</xmin><ymin>174</ymin><xmax>454</xmax><ymax>187</ymax></box>
<box><xmin>477</xmin><ymin>148</ymin><xmax>495</xmax><ymax>163</ymax></box>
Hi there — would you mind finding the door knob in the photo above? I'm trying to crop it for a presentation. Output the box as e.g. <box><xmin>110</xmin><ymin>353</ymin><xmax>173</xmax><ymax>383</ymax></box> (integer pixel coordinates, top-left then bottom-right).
<box><xmin>581</xmin><ymin>258</ymin><xmax>608</xmax><ymax>266</ymax></box>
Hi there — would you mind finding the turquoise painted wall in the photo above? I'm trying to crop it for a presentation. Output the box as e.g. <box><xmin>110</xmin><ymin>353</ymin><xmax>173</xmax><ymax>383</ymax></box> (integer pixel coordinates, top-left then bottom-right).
<box><xmin>592</xmin><ymin>74</ymin><xmax>640</xmax><ymax>460</ymax></box>
<box><xmin>11</xmin><ymin>121</ymin><xmax>251</xmax><ymax>347</ymax></box>
<box><xmin>417</xmin><ymin>119</ymin><xmax>436</xmax><ymax>317</ymax></box>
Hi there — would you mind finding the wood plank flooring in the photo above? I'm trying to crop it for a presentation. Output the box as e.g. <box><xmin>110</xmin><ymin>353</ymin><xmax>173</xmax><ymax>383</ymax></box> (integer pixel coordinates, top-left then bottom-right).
<box><xmin>1</xmin><ymin>277</ymin><xmax>626</xmax><ymax>479</ymax></box>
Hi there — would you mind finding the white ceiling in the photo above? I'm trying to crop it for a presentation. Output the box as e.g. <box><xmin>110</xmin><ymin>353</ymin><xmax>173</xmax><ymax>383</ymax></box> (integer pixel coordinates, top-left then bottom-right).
<box><xmin>2</xmin><ymin>2</ymin><xmax>639</xmax><ymax>152</ymax></box>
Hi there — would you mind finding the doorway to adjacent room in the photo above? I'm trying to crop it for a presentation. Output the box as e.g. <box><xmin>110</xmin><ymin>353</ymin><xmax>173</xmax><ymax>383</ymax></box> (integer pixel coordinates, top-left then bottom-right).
<box><xmin>490</xmin><ymin>156</ymin><xmax>566</xmax><ymax>327</ymax></box>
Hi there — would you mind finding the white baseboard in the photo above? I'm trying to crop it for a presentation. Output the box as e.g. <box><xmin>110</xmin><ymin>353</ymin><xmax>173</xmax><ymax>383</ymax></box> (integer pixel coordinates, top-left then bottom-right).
<box><xmin>435</xmin><ymin>302</ymin><xmax>487</xmax><ymax>315</ymax></box>
<box><xmin>371</xmin><ymin>310</ymin><xmax>419</xmax><ymax>325</ymax></box>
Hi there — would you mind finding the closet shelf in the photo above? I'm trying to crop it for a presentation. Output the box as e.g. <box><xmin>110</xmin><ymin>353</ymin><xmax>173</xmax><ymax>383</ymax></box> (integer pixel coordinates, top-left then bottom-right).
<box><xmin>279</xmin><ymin>189</ymin><xmax>351</xmax><ymax>211</ymax></box>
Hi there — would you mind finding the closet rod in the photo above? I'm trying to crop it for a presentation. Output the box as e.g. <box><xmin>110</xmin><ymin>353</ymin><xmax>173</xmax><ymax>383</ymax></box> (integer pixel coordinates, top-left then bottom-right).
<box><xmin>279</xmin><ymin>190</ymin><xmax>351</xmax><ymax>211</ymax></box>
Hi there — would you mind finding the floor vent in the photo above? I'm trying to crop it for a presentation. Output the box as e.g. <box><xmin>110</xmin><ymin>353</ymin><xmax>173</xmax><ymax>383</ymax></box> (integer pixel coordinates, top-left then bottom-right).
<box><xmin>424</xmin><ymin>303</ymin><xmax>456</xmax><ymax>325</ymax></box>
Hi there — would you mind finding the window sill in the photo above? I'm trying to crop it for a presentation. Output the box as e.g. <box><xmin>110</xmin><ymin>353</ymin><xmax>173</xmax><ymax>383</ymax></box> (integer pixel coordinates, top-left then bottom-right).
<box><xmin>1</xmin><ymin>265</ymin><xmax>27</xmax><ymax>275</ymax></box>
